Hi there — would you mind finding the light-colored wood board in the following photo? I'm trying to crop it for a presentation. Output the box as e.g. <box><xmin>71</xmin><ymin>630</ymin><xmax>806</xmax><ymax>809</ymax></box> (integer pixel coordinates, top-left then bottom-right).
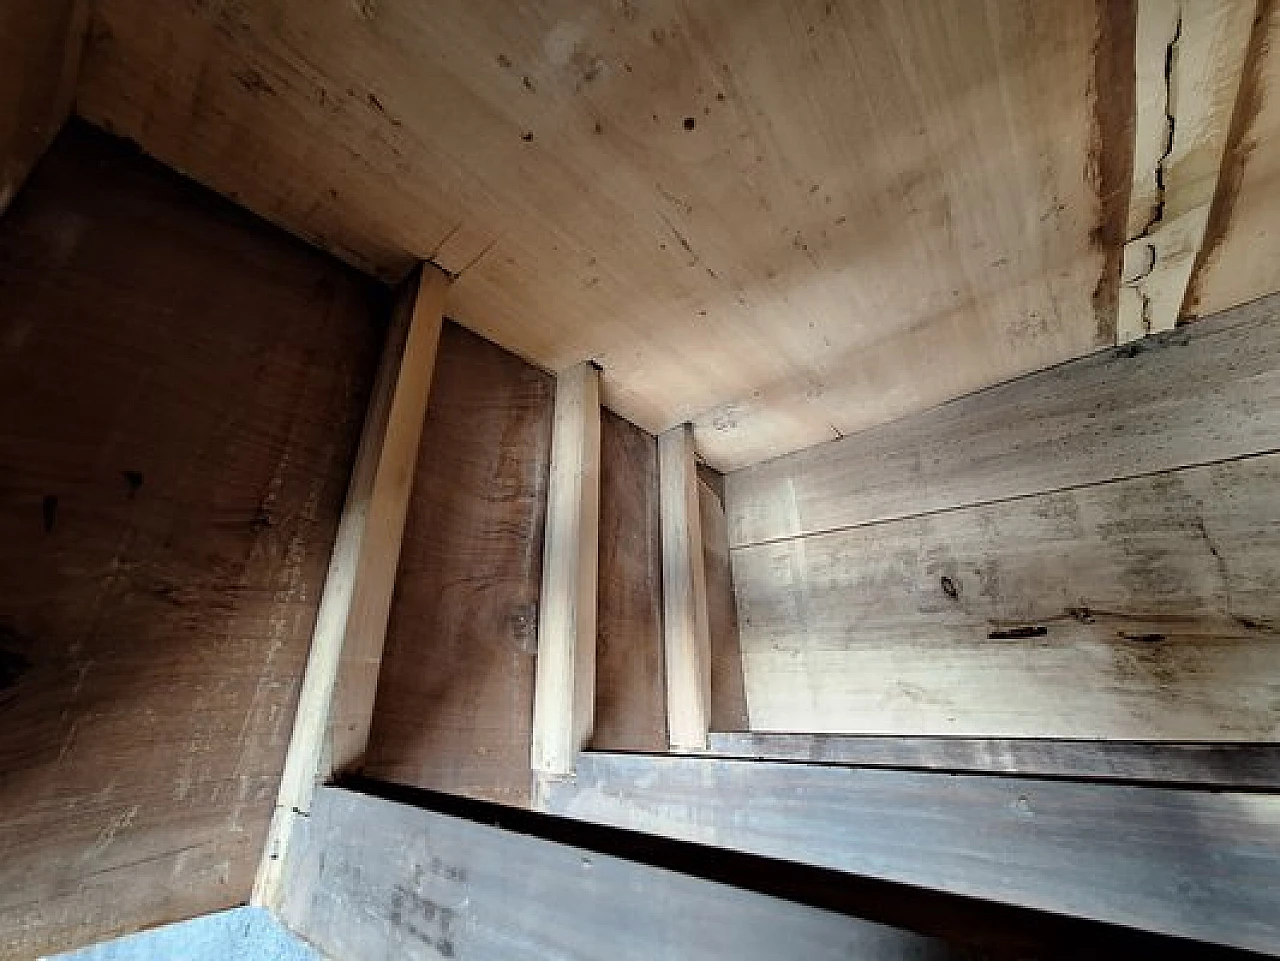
<box><xmin>726</xmin><ymin>291</ymin><xmax>1280</xmax><ymax>547</ymax></box>
<box><xmin>1118</xmin><ymin>0</ymin><xmax>1257</xmax><ymax>341</ymax></box>
<box><xmin>531</xmin><ymin>362</ymin><xmax>601</xmax><ymax>775</ymax></box>
<box><xmin>0</xmin><ymin>0</ymin><xmax>86</xmax><ymax>214</ymax></box>
<box><xmin>256</xmin><ymin>265</ymin><xmax>445</xmax><ymax>906</ymax></box>
<box><xmin>732</xmin><ymin>453</ymin><xmax>1280</xmax><ymax>739</ymax></box>
<box><xmin>1185</xmin><ymin>0</ymin><xmax>1280</xmax><ymax>319</ymax></box>
<box><xmin>78</xmin><ymin>0</ymin><xmax>1122</xmax><ymax>470</ymax></box>
<box><xmin>324</xmin><ymin>266</ymin><xmax>446</xmax><ymax>777</ymax></box>
<box><xmin>278</xmin><ymin>786</ymin><xmax>958</xmax><ymax>961</ymax></box>
<box><xmin>0</xmin><ymin>122</ymin><xmax>382</xmax><ymax>958</ymax></box>
<box><xmin>706</xmin><ymin>733</ymin><xmax>1280</xmax><ymax>788</ymax></box>
<box><xmin>545</xmin><ymin>752</ymin><xmax>1280</xmax><ymax>954</ymax></box>
<box><xmin>659</xmin><ymin>425</ymin><xmax>711</xmax><ymax>750</ymax></box>
<box><xmin>362</xmin><ymin>323</ymin><xmax>554</xmax><ymax>808</ymax></box>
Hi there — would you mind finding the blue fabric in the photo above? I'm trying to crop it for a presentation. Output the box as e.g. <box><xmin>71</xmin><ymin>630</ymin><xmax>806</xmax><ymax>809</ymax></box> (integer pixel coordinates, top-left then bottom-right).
<box><xmin>49</xmin><ymin>906</ymin><xmax>320</xmax><ymax>961</ymax></box>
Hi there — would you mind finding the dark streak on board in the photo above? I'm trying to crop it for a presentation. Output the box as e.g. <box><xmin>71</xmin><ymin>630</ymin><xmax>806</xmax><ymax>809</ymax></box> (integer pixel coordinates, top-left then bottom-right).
<box><xmin>1088</xmin><ymin>0</ymin><xmax>1138</xmax><ymax>345</ymax></box>
<box><xmin>1181</xmin><ymin>0</ymin><xmax>1276</xmax><ymax>318</ymax></box>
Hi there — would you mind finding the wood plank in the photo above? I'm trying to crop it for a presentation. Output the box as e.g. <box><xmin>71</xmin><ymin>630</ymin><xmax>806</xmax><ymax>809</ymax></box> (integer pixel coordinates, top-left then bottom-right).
<box><xmin>659</xmin><ymin>425</ymin><xmax>712</xmax><ymax>750</ymax></box>
<box><xmin>544</xmin><ymin>752</ymin><xmax>1280</xmax><ymax>954</ymax></box>
<box><xmin>531</xmin><ymin>362</ymin><xmax>601</xmax><ymax>776</ymax></box>
<box><xmin>726</xmin><ymin>292</ymin><xmax>1280</xmax><ymax>547</ymax></box>
<box><xmin>594</xmin><ymin>410</ymin><xmax>666</xmax><ymax>752</ymax></box>
<box><xmin>1184</xmin><ymin>1</ymin><xmax>1280</xmax><ymax>319</ymax></box>
<box><xmin>0</xmin><ymin>0</ymin><xmax>86</xmax><ymax>214</ymax></box>
<box><xmin>706</xmin><ymin>733</ymin><xmax>1280</xmax><ymax>788</ymax></box>
<box><xmin>0</xmin><ymin>122</ymin><xmax>383</xmax><ymax>958</ymax></box>
<box><xmin>255</xmin><ymin>263</ymin><xmax>446</xmax><ymax>907</ymax></box>
<box><xmin>361</xmin><ymin>323</ymin><xmax>554</xmax><ymax>808</ymax></box>
<box><xmin>731</xmin><ymin>453</ymin><xmax>1280</xmax><ymax>739</ymax></box>
<box><xmin>79</xmin><ymin>1</ymin><xmax>1118</xmax><ymax>470</ymax></box>
<box><xmin>278</xmin><ymin>785</ymin><xmax>957</xmax><ymax>961</ymax></box>
<box><xmin>1118</xmin><ymin>0</ymin><xmax>1257</xmax><ymax>341</ymax></box>
<box><xmin>700</xmin><ymin>477</ymin><xmax>750</xmax><ymax>732</ymax></box>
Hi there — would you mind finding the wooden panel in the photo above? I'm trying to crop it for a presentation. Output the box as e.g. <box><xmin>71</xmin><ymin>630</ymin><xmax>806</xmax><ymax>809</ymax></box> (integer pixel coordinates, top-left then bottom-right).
<box><xmin>279</xmin><ymin>786</ymin><xmax>957</xmax><ymax>961</ymax></box>
<box><xmin>0</xmin><ymin>121</ymin><xmax>383</xmax><ymax>957</ymax></box>
<box><xmin>255</xmin><ymin>264</ymin><xmax>446</xmax><ymax>907</ymax></box>
<box><xmin>545</xmin><ymin>752</ymin><xmax>1280</xmax><ymax>954</ymax></box>
<box><xmin>707</xmin><ymin>734</ymin><xmax>1280</xmax><ymax>788</ymax></box>
<box><xmin>1185</xmin><ymin>0</ymin><xmax>1280</xmax><ymax>319</ymax></box>
<box><xmin>732</xmin><ymin>453</ymin><xmax>1280</xmax><ymax>739</ymax></box>
<box><xmin>701</xmin><ymin>478</ymin><xmax>749</xmax><ymax>732</ymax></box>
<box><xmin>727</xmin><ymin>292</ymin><xmax>1280</xmax><ymax>547</ymax></box>
<box><xmin>531</xmin><ymin>363</ymin><xmax>601</xmax><ymax>776</ymax></box>
<box><xmin>659</xmin><ymin>426</ymin><xmax>711</xmax><ymax>749</ymax></box>
<box><xmin>78</xmin><ymin>0</ymin><xmax>1123</xmax><ymax>470</ymax></box>
<box><xmin>0</xmin><ymin>0</ymin><xmax>85</xmax><ymax>213</ymax></box>
<box><xmin>363</xmin><ymin>324</ymin><xmax>554</xmax><ymax>807</ymax></box>
<box><xmin>593</xmin><ymin>410</ymin><xmax>665</xmax><ymax>752</ymax></box>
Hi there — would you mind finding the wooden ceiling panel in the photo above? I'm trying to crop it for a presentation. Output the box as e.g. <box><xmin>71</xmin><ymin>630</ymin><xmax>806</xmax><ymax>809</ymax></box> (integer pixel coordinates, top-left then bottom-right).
<box><xmin>78</xmin><ymin>0</ymin><xmax>1115</xmax><ymax>468</ymax></box>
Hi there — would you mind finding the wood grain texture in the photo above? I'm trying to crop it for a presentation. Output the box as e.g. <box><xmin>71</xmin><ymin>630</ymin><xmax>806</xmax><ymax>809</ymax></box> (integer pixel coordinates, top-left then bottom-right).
<box><xmin>733</xmin><ymin>453</ymin><xmax>1280</xmax><ymax>738</ymax></box>
<box><xmin>255</xmin><ymin>264</ymin><xmax>446</xmax><ymax>908</ymax></box>
<box><xmin>0</xmin><ymin>0</ymin><xmax>86</xmax><ymax>214</ymax></box>
<box><xmin>1185</xmin><ymin>0</ymin><xmax>1280</xmax><ymax>319</ymax></box>
<box><xmin>78</xmin><ymin>0</ymin><xmax>1119</xmax><ymax>470</ymax></box>
<box><xmin>545</xmin><ymin>752</ymin><xmax>1280</xmax><ymax>953</ymax></box>
<box><xmin>531</xmin><ymin>363</ymin><xmax>601</xmax><ymax>775</ymax></box>
<box><xmin>700</xmin><ymin>478</ymin><xmax>749</xmax><ymax>733</ymax></box>
<box><xmin>706</xmin><ymin>733</ymin><xmax>1280</xmax><ymax>788</ymax></box>
<box><xmin>726</xmin><ymin>291</ymin><xmax>1280</xmax><ymax>547</ymax></box>
<box><xmin>593</xmin><ymin>411</ymin><xmax>665</xmax><ymax>753</ymax></box>
<box><xmin>0</xmin><ymin>122</ymin><xmax>383</xmax><ymax>957</ymax></box>
<box><xmin>279</xmin><ymin>786</ymin><xmax>958</xmax><ymax>961</ymax></box>
<box><xmin>362</xmin><ymin>324</ymin><xmax>554</xmax><ymax>808</ymax></box>
<box><xmin>659</xmin><ymin>426</ymin><xmax>711</xmax><ymax>749</ymax></box>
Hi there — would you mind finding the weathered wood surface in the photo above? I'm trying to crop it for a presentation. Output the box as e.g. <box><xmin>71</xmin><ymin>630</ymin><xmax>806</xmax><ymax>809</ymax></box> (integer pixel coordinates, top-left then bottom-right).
<box><xmin>0</xmin><ymin>0</ymin><xmax>85</xmax><ymax>214</ymax></box>
<box><xmin>594</xmin><ymin>411</ymin><xmax>666</xmax><ymax>753</ymax></box>
<box><xmin>0</xmin><ymin>122</ymin><xmax>383</xmax><ymax>957</ymax></box>
<box><xmin>659</xmin><ymin>425</ymin><xmax>712</xmax><ymax>750</ymax></box>
<box><xmin>363</xmin><ymin>324</ymin><xmax>554</xmax><ymax>808</ymax></box>
<box><xmin>278</xmin><ymin>786</ymin><xmax>960</xmax><ymax>961</ymax></box>
<box><xmin>255</xmin><ymin>264</ymin><xmax>446</xmax><ymax>907</ymax></box>
<box><xmin>732</xmin><ymin>453</ymin><xmax>1280</xmax><ymax>738</ymax></box>
<box><xmin>531</xmin><ymin>362</ymin><xmax>601</xmax><ymax>776</ymax></box>
<box><xmin>706</xmin><ymin>733</ymin><xmax>1280</xmax><ymax>788</ymax></box>
<box><xmin>727</xmin><ymin>293</ymin><xmax>1280</xmax><ymax>547</ymax></box>
<box><xmin>701</xmin><ymin>478</ymin><xmax>750</xmax><ymax>732</ymax></box>
<box><xmin>80</xmin><ymin>0</ymin><xmax>1126</xmax><ymax>470</ymax></box>
<box><xmin>545</xmin><ymin>752</ymin><xmax>1280</xmax><ymax>954</ymax></box>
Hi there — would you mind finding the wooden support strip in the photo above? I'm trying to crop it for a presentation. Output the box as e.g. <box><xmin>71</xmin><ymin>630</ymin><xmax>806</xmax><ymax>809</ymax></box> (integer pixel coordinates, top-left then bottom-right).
<box><xmin>530</xmin><ymin>362</ymin><xmax>601</xmax><ymax>776</ymax></box>
<box><xmin>1118</xmin><ymin>0</ymin><xmax>1259</xmax><ymax>341</ymax></box>
<box><xmin>252</xmin><ymin>263</ymin><xmax>447</xmax><ymax>907</ymax></box>
<box><xmin>705</xmin><ymin>733</ymin><xmax>1280</xmax><ymax>789</ymax></box>
<box><xmin>544</xmin><ymin>752</ymin><xmax>1280</xmax><ymax>953</ymax></box>
<box><xmin>659</xmin><ymin>425</ymin><xmax>712</xmax><ymax>751</ymax></box>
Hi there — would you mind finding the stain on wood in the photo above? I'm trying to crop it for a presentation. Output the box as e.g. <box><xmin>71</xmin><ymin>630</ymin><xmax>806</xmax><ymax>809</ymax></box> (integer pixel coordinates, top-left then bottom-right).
<box><xmin>0</xmin><ymin>120</ymin><xmax>384</xmax><ymax>957</ymax></box>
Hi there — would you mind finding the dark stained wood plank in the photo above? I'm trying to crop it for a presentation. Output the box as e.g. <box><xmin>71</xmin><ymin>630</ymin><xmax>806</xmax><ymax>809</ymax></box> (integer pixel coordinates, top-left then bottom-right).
<box><xmin>278</xmin><ymin>786</ymin><xmax>960</xmax><ymax>961</ymax></box>
<box><xmin>362</xmin><ymin>322</ymin><xmax>553</xmax><ymax>807</ymax></box>
<box><xmin>593</xmin><ymin>410</ymin><xmax>665</xmax><ymax>752</ymax></box>
<box><xmin>731</xmin><ymin>453</ymin><xmax>1280</xmax><ymax>738</ymax></box>
<box><xmin>544</xmin><ymin>752</ymin><xmax>1280</xmax><ymax>954</ymax></box>
<box><xmin>0</xmin><ymin>120</ymin><xmax>384</xmax><ymax>958</ymax></box>
<box><xmin>706</xmin><ymin>733</ymin><xmax>1280</xmax><ymax>789</ymax></box>
<box><xmin>726</xmin><ymin>293</ymin><xmax>1280</xmax><ymax>547</ymax></box>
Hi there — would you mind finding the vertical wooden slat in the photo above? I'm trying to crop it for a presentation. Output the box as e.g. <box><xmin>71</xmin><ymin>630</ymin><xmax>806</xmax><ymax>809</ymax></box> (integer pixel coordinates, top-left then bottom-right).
<box><xmin>252</xmin><ymin>263</ymin><xmax>447</xmax><ymax>907</ymax></box>
<box><xmin>530</xmin><ymin>362</ymin><xmax>601</xmax><ymax>776</ymax></box>
<box><xmin>659</xmin><ymin>424</ymin><xmax>712</xmax><ymax>750</ymax></box>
